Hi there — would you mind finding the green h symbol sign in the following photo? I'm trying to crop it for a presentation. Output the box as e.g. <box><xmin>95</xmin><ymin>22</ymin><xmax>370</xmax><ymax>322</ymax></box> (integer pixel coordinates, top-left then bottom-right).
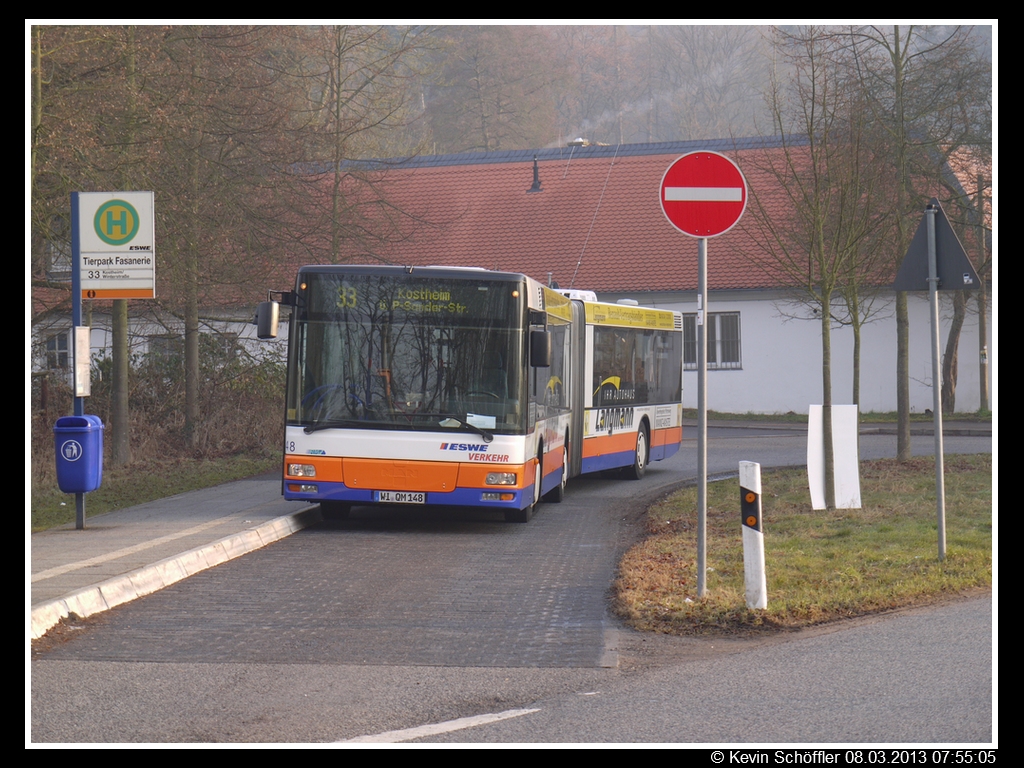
<box><xmin>105</xmin><ymin>207</ymin><xmax>128</xmax><ymax>236</ymax></box>
<box><xmin>94</xmin><ymin>199</ymin><xmax>140</xmax><ymax>246</ymax></box>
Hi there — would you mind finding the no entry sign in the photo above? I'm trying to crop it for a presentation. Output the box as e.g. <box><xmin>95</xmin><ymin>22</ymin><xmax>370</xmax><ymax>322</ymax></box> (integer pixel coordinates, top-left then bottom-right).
<box><xmin>660</xmin><ymin>151</ymin><xmax>747</xmax><ymax>238</ymax></box>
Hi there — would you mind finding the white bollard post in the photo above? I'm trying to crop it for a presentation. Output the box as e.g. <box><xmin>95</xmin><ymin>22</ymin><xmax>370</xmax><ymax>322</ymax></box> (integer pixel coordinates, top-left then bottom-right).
<box><xmin>740</xmin><ymin>461</ymin><xmax>768</xmax><ymax>609</ymax></box>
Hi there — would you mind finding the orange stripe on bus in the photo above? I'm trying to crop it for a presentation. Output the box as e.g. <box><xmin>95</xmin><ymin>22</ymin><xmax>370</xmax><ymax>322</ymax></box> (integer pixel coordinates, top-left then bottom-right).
<box><xmin>583</xmin><ymin>426</ymin><xmax>682</xmax><ymax>458</ymax></box>
<box><xmin>342</xmin><ymin>458</ymin><xmax>460</xmax><ymax>492</ymax></box>
<box><xmin>652</xmin><ymin>426</ymin><xmax>683</xmax><ymax>446</ymax></box>
<box><xmin>287</xmin><ymin>455</ymin><xmax>541</xmax><ymax>492</ymax></box>
<box><xmin>582</xmin><ymin>432</ymin><xmax>638</xmax><ymax>457</ymax></box>
<box><xmin>542</xmin><ymin>445</ymin><xmax>563</xmax><ymax>476</ymax></box>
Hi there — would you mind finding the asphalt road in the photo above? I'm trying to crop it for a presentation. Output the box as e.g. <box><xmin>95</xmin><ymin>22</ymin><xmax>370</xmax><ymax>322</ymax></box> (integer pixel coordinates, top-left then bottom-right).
<box><xmin>30</xmin><ymin>429</ymin><xmax>993</xmax><ymax>744</ymax></box>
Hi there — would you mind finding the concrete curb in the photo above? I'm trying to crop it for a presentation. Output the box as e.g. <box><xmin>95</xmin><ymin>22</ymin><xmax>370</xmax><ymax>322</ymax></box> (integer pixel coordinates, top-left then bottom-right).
<box><xmin>31</xmin><ymin>505</ymin><xmax>321</xmax><ymax>640</ymax></box>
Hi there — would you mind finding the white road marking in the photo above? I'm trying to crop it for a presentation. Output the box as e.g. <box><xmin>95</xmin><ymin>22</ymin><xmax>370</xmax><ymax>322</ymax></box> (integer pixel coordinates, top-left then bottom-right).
<box><xmin>664</xmin><ymin>186</ymin><xmax>743</xmax><ymax>202</ymax></box>
<box><xmin>339</xmin><ymin>708</ymin><xmax>541</xmax><ymax>743</ymax></box>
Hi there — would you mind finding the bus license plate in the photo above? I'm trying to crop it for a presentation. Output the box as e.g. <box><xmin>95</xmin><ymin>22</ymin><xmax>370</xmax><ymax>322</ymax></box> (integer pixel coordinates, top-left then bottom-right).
<box><xmin>374</xmin><ymin>491</ymin><xmax>425</xmax><ymax>504</ymax></box>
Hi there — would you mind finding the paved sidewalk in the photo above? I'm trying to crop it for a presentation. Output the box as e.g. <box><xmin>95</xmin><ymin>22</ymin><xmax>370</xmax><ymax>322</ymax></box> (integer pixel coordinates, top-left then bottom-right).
<box><xmin>30</xmin><ymin>473</ymin><xmax>319</xmax><ymax>639</ymax></box>
<box><xmin>30</xmin><ymin>420</ymin><xmax>990</xmax><ymax>641</ymax></box>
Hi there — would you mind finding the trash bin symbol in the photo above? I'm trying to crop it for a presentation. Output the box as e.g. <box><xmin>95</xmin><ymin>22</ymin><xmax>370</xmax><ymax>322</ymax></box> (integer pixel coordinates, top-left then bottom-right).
<box><xmin>54</xmin><ymin>415</ymin><xmax>104</xmax><ymax>493</ymax></box>
<box><xmin>61</xmin><ymin>440</ymin><xmax>83</xmax><ymax>461</ymax></box>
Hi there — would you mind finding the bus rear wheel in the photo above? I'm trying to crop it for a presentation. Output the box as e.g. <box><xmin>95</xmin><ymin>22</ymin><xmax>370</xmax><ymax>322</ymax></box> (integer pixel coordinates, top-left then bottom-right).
<box><xmin>623</xmin><ymin>424</ymin><xmax>649</xmax><ymax>481</ymax></box>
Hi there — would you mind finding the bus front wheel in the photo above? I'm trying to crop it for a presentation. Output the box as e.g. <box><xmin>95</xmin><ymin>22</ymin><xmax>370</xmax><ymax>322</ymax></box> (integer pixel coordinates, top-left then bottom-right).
<box><xmin>505</xmin><ymin>457</ymin><xmax>541</xmax><ymax>523</ymax></box>
<box><xmin>543</xmin><ymin>443</ymin><xmax>568</xmax><ymax>503</ymax></box>
<box><xmin>321</xmin><ymin>500</ymin><xmax>351</xmax><ymax>520</ymax></box>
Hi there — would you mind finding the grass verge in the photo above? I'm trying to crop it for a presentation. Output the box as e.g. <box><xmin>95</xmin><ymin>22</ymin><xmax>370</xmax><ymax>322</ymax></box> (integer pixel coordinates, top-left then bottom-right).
<box><xmin>30</xmin><ymin>455</ymin><xmax>280</xmax><ymax>532</ymax></box>
<box><xmin>614</xmin><ymin>454</ymin><xmax>992</xmax><ymax>635</ymax></box>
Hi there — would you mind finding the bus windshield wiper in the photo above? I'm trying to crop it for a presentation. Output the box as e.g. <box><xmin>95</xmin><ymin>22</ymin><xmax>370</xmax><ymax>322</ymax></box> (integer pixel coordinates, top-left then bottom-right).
<box><xmin>458</xmin><ymin>420</ymin><xmax>494</xmax><ymax>443</ymax></box>
<box><xmin>302</xmin><ymin>419</ymin><xmax>373</xmax><ymax>434</ymax></box>
<box><xmin>435</xmin><ymin>414</ymin><xmax>494</xmax><ymax>443</ymax></box>
<box><xmin>303</xmin><ymin>415</ymin><xmax>492</xmax><ymax>442</ymax></box>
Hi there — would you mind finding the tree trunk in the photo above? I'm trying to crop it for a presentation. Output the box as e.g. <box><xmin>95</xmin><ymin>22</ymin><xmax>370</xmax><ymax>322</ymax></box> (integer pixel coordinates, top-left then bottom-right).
<box><xmin>850</xmin><ymin>289</ymin><xmax>861</xmax><ymax>408</ymax></box>
<box><xmin>977</xmin><ymin>284</ymin><xmax>988</xmax><ymax>413</ymax></box>
<box><xmin>184</xmin><ymin>159</ymin><xmax>201</xmax><ymax>449</ymax></box>
<box><xmin>183</xmin><ymin>35</ymin><xmax>203</xmax><ymax>449</ymax></box>
<box><xmin>941</xmin><ymin>291</ymin><xmax>966</xmax><ymax>414</ymax></box>
<box><xmin>821</xmin><ymin>289</ymin><xmax>835</xmax><ymax>510</ymax></box>
<box><xmin>975</xmin><ymin>171</ymin><xmax>989</xmax><ymax>414</ymax></box>
<box><xmin>891</xmin><ymin>28</ymin><xmax>912</xmax><ymax>463</ymax></box>
<box><xmin>896</xmin><ymin>290</ymin><xmax>911</xmax><ymax>460</ymax></box>
<box><xmin>110</xmin><ymin>299</ymin><xmax>131</xmax><ymax>464</ymax></box>
<box><xmin>111</xmin><ymin>26</ymin><xmax>136</xmax><ymax>466</ymax></box>
<box><xmin>850</xmin><ymin>289</ymin><xmax>862</xmax><ymax>459</ymax></box>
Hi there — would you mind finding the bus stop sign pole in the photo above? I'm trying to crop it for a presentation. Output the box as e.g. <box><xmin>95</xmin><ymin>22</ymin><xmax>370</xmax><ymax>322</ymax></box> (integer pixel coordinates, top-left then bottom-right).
<box><xmin>70</xmin><ymin>192</ymin><xmax>85</xmax><ymax>528</ymax></box>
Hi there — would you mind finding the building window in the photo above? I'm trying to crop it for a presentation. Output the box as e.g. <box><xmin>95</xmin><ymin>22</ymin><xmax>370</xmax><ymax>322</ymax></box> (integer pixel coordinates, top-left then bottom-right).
<box><xmin>213</xmin><ymin>331</ymin><xmax>239</xmax><ymax>362</ymax></box>
<box><xmin>147</xmin><ymin>335</ymin><xmax>183</xmax><ymax>365</ymax></box>
<box><xmin>45</xmin><ymin>332</ymin><xmax>69</xmax><ymax>370</ymax></box>
<box><xmin>44</xmin><ymin>215</ymin><xmax>72</xmax><ymax>281</ymax></box>
<box><xmin>683</xmin><ymin>312</ymin><xmax>741</xmax><ymax>370</ymax></box>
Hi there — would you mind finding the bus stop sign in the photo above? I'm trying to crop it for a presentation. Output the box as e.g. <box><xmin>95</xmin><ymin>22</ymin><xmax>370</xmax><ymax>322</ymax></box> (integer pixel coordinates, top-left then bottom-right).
<box><xmin>660</xmin><ymin>151</ymin><xmax>747</xmax><ymax>238</ymax></box>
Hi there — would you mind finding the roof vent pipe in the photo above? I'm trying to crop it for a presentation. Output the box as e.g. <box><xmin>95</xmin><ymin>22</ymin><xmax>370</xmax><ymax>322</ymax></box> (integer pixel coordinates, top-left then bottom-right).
<box><xmin>528</xmin><ymin>156</ymin><xmax>542</xmax><ymax>193</ymax></box>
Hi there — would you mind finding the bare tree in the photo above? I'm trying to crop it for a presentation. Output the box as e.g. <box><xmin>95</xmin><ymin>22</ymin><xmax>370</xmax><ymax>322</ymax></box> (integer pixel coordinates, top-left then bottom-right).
<box><xmin>845</xmin><ymin>25</ymin><xmax>991</xmax><ymax>452</ymax></box>
<box><xmin>747</xmin><ymin>27</ymin><xmax>889</xmax><ymax>509</ymax></box>
<box><xmin>425</xmin><ymin>26</ymin><xmax>561</xmax><ymax>153</ymax></box>
<box><xmin>31</xmin><ymin>24</ymin><xmax>440</xmax><ymax>459</ymax></box>
<box><xmin>937</xmin><ymin>161</ymin><xmax>991</xmax><ymax>414</ymax></box>
<box><xmin>548</xmin><ymin>25</ymin><xmax>620</xmax><ymax>145</ymax></box>
<box><xmin>649</xmin><ymin>26</ymin><xmax>771</xmax><ymax>141</ymax></box>
<box><xmin>32</xmin><ymin>24</ymin><xmax>157</xmax><ymax>463</ymax></box>
<box><xmin>284</xmin><ymin>25</ymin><xmax>435</xmax><ymax>263</ymax></box>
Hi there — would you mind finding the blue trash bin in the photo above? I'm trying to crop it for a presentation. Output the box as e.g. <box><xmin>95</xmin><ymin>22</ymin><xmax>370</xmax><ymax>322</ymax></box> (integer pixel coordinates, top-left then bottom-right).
<box><xmin>54</xmin><ymin>415</ymin><xmax>104</xmax><ymax>493</ymax></box>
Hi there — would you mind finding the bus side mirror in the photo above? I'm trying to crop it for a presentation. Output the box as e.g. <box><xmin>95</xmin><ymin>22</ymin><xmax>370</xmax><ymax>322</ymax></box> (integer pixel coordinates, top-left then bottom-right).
<box><xmin>255</xmin><ymin>301</ymin><xmax>280</xmax><ymax>340</ymax></box>
<box><xmin>530</xmin><ymin>330</ymin><xmax>551</xmax><ymax>367</ymax></box>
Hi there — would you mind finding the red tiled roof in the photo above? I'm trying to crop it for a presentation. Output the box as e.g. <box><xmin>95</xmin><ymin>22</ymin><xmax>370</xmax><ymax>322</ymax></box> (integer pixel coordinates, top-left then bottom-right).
<box><xmin>35</xmin><ymin>139</ymin><xmax>984</xmax><ymax>319</ymax></box>
<box><xmin>319</xmin><ymin>139</ymin><xmax>804</xmax><ymax>293</ymax></box>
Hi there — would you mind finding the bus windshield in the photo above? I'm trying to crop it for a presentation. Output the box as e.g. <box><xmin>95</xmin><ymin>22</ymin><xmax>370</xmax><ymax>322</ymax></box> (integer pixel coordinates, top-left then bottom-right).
<box><xmin>286</xmin><ymin>272</ymin><xmax>527</xmax><ymax>435</ymax></box>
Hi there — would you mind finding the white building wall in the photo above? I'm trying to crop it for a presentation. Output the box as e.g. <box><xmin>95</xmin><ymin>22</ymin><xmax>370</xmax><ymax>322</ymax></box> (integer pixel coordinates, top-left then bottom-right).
<box><xmin>30</xmin><ymin>312</ymin><xmax>289</xmax><ymax>380</ymax></box>
<box><xmin>653</xmin><ymin>291</ymin><xmax>992</xmax><ymax>415</ymax></box>
<box><xmin>34</xmin><ymin>293</ymin><xmax>990</xmax><ymax>416</ymax></box>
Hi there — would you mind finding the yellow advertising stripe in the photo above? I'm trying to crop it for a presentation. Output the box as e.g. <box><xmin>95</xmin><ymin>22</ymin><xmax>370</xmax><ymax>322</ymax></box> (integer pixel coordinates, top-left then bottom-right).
<box><xmin>584</xmin><ymin>303</ymin><xmax>676</xmax><ymax>329</ymax></box>
<box><xmin>542</xmin><ymin>288</ymin><xmax>573</xmax><ymax>321</ymax></box>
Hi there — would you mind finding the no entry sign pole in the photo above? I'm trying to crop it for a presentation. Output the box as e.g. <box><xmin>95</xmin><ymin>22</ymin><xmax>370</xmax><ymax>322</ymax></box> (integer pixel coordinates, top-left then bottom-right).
<box><xmin>697</xmin><ymin>237</ymin><xmax>708</xmax><ymax>598</ymax></box>
<box><xmin>660</xmin><ymin>151</ymin><xmax>748</xmax><ymax>599</ymax></box>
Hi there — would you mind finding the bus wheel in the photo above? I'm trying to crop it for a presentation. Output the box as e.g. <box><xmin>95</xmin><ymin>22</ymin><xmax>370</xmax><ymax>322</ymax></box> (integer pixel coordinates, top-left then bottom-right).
<box><xmin>321</xmin><ymin>500</ymin><xmax>351</xmax><ymax>520</ymax></box>
<box><xmin>623</xmin><ymin>424</ymin><xmax>649</xmax><ymax>481</ymax></box>
<box><xmin>543</xmin><ymin>444</ymin><xmax>568</xmax><ymax>503</ymax></box>
<box><xmin>505</xmin><ymin>457</ymin><xmax>540</xmax><ymax>523</ymax></box>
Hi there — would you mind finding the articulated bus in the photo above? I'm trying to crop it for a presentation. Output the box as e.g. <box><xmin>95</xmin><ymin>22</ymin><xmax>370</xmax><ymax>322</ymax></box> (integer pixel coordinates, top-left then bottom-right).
<box><xmin>256</xmin><ymin>265</ymin><xmax>683</xmax><ymax>522</ymax></box>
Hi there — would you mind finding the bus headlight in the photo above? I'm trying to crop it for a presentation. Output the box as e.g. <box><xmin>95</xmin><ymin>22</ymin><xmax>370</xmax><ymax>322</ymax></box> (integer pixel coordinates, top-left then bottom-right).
<box><xmin>288</xmin><ymin>463</ymin><xmax>316</xmax><ymax>477</ymax></box>
<box><xmin>486</xmin><ymin>472</ymin><xmax>516</xmax><ymax>485</ymax></box>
